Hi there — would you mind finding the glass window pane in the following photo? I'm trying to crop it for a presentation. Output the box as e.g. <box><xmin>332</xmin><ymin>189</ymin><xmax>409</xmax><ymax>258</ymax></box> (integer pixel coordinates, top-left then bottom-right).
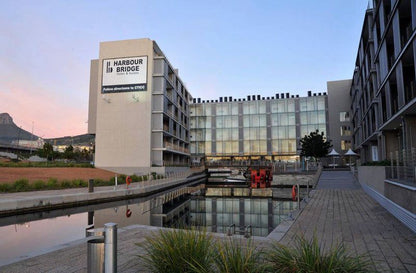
<box><xmin>243</xmin><ymin>116</ymin><xmax>250</xmax><ymax>127</ymax></box>
<box><xmin>231</xmin><ymin>116</ymin><xmax>238</xmax><ymax>128</ymax></box>
<box><xmin>243</xmin><ymin>103</ymin><xmax>250</xmax><ymax>114</ymax></box>
<box><xmin>271</xmin><ymin>114</ymin><xmax>278</xmax><ymax>126</ymax></box>
<box><xmin>204</xmin><ymin>104</ymin><xmax>212</xmax><ymax>116</ymax></box>
<box><xmin>287</xmin><ymin>100</ymin><xmax>295</xmax><ymax>112</ymax></box>
<box><xmin>259</xmin><ymin>128</ymin><xmax>267</xmax><ymax>139</ymax></box>
<box><xmin>259</xmin><ymin>115</ymin><xmax>267</xmax><ymax>126</ymax></box>
<box><xmin>288</xmin><ymin>113</ymin><xmax>295</xmax><ymax>125</ymax></box>
<box><xmin>288</xmin><ymin>126</ymin><xmax>296</xmax><ymax>138</ymax></box>
<box><xmin>231</xmin><ymin>104</ymin><xmax>239</xmax><ymax>115</ymax></box>
<box><xmin>270</xmin><ymin>101</ymin><xmax>278</xmax><ymax>113</ymax></box>
<box><xmin>317</xmin><ymin>97</ymin><xmax>325</xmax><ymax>110</ymax></box>
<box><xmin>244</xmin><ymin>140</ymin><xmax>250</xmax><ymax>154</ymax></box>
<box><xmin>216</xmin><ymin>141</ymin><xmax>223</xmax><ymax>153</ymax></box>
<box><xmin>259</xmin><ymin>101</ymin><xmax>266</xmax><ymax>113</ymax></box>
<box><xmin>260</xmin><ymin>141</ymin><xmax>267</xmax><ymax>153</ymax></box>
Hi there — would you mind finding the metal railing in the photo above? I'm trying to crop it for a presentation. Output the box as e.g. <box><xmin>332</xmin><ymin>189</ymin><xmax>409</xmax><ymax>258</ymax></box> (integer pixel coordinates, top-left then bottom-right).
<box><xmin>386</xmin><ymin>148</ymin><xmax>416</xmax><ymax>184</ymax></box>
<box><xmin>226</xmin><ymin>224</ymin><xmax>252</xmax><ymax>238</ymax></box>
<box><xmin>204</xmin><ymin>160</ymin><xmax>313</xmax><ymax>173</ymax></box>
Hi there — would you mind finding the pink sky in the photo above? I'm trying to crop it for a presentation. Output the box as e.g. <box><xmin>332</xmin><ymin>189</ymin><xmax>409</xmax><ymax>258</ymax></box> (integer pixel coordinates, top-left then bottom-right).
<box><xmin>0</xmin><ymin>1</ymin><xmax>368</xmax><ymax>138</ymax></box>
<box><xmin>0</xmin><ymin>2</ymin><xmax>92</xmax><ymax>138</ymax></box>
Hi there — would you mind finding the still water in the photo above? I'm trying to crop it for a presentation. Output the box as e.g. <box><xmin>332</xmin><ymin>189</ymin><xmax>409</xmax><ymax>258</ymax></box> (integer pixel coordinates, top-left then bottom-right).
<box><xmin>0</xmin><ymin>184</ymin><xmax>298</xmax><ymax>266</ymax></box>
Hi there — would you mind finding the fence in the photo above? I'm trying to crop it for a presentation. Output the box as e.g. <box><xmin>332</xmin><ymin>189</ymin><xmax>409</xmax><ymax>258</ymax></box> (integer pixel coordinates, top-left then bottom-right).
<box><xmin>386</xmin><ymin>148</ymin><xmax>416</xmax><ymax>184</ymax></box>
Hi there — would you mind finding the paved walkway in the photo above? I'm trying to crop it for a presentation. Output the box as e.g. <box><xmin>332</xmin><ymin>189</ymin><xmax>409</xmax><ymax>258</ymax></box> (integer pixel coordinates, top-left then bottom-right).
<box><xmin>281</xmin><ymin>171</ymin><xmax>416</xmax><ymax>273</ymax></box>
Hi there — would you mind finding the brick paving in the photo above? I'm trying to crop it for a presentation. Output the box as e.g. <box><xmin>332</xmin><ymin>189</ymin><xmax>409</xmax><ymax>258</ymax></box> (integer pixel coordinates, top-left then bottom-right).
<box><xmin>281</xmin><ymin>171</ymin><xmax>416</xmax><ymax>273</ymax></box>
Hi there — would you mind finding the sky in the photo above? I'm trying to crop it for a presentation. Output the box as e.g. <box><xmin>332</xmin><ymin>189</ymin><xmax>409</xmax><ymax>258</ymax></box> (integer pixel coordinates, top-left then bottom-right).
<box><xmin>0</xmin><ymin>0</ymin><xmax>369</xmax><ymax>138</ymax></box>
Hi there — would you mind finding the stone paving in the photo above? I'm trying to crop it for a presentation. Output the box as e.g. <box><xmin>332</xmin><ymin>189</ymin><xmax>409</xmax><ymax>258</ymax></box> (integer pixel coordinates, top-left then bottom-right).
<box><xmin>281</xmin><ymin>171</ymin><xmax>416</xmax><ymax>273</ymax></box>
<box><xmin>1</xmin><ymin>171</ymin><xmax>415</xmax><ymax>272</ymax></box>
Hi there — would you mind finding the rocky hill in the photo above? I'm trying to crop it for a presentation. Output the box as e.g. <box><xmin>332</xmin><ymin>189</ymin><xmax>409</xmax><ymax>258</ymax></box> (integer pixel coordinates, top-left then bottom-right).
<box><xmin>46</xmin><ymin>134</ymin><xmax>94</xmax><ymax>146</ymax></box>
<box><xmin>0</xmin><ymin>113</ymin><xmax>38</xmax><ymax>144</ymax></box>
<box><xmin>0</xmin><ymin>113</ymin><xmax>94</xmax><ymax>146</ymax></box>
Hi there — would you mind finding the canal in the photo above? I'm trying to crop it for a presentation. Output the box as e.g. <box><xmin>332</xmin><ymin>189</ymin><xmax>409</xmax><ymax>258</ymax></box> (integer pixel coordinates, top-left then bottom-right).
<box><xmin>0</xmin><ymin>183</ymin><xmax>298</xmax><ymax>266</ymax></box>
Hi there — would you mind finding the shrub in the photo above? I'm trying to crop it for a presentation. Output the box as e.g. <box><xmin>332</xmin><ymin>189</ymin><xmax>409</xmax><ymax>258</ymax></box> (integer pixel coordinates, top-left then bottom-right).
<box><xmin>46</xmin><ymin>178</ymin><xmax>59</xmax><ymax>189</ymax></box>
<box><xmin>0</xmin><ymin>183</ymin><xmax>12</xmax><ymax>192</ymax></box>
<box><xmin>73</xmin><ymin>179</ymin><xmax>87</xmax><ymax>187</ymax></box>
<box><xmin>61</xmin><ymin>179</ymin><xmax>72</xmax><ymax>188</ymax></box>
<box><xmin>33</xmin><ymin>180</ymin><xmax>46</xmax><ymax>190</ymax></box>
<box><xmin>138</xmin><ymin>228</ymin><xmax>216</xmax><ymax>273</ymax></box>
<box><xmin>131</xmin><ymin>175</ymin><xmax>139</xmax><ymax>182</ymax></box>
<box><xmin>266</xmin><ymin>236</ymin><xmax>373</xmax><ymax>273</ymax></box>
<box><xmin>214</xmin><ymin>239</ymin><xmax>267</xmax><ymax>273</ymax></box>
<box><xmin>93</xmin><ymin>179</ymin><xmax>106</xmax><ymax>186</ymax></box>
<box><xmin>14</xmin><ymin>179</ymin><xmax>30</xmax><ymax>191</ymax></box>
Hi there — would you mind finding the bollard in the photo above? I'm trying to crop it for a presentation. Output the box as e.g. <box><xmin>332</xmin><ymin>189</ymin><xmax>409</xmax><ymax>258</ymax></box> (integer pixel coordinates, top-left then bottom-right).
<box><xmin>88</xmin><ymin>179</ymin><xmax>94</xmax><ymax>193</ymax></box>
<box><xmin>114</xmin><ymin>176</ymin><xmax>118</xmax><ymax>190</ymax></box>
<box><xmin>87</xmin><ymin>228</ymin><xmax>105</xmax><ymax>273</ymax></box>
<box><xmin>104</xmin><ymin>223</ymin><xmax>117</xmax><ymax>273</ymax></box>
<box><xmin>244</xmin><ymin>225</ymin><xmax>252</xmax><ymax>238</ymax></box>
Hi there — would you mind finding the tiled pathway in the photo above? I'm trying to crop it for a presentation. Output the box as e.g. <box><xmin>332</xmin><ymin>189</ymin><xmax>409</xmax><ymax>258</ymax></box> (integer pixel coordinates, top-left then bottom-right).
<box><xmin>281</xmin><ymin>171</ymin><xmax>416</xmax><ymax>272</ymax></box>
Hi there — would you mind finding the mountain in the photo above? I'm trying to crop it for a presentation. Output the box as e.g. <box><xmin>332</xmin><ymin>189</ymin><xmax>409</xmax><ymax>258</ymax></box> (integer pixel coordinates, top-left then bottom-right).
<box><xmin>46</xmin><ymin>134</ymin><xmax>94</xmax><ymax>146</ymax></box>
<box><xmin>0</xmin><ymin>113</ymin><xmax>94</xmax><ymax>146</ymax></box>
<box><xmin>0</xmin><ymin>113</ymin><xmax>38</xmax><ymax>145</ymax></box>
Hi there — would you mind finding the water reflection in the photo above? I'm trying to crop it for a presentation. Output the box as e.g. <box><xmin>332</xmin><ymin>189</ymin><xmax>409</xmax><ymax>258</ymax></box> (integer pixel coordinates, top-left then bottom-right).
<box><xmin>0</xmin><ymin>183</ymin><xmax>298</xmax><ymax>266</ymax></box>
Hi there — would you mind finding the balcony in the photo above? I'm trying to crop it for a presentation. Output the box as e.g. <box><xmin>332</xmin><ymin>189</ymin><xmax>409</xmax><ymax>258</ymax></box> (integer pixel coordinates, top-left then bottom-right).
<box><xmin>164</xmin><ymin>142</ymin><xmax>190</xmax><ymax>154</ymax></box>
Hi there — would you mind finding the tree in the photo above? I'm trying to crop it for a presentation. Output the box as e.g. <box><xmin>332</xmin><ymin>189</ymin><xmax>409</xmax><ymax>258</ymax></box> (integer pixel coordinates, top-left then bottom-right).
<box><xmin>299</xmin><ymin>130</ymin><xmax>332</xmax><ymax>161</ymax></box>
<box><xmin>38</xmin><ymin>142</ymin><xmax>54</xmax><ymax>161</ymax></box>
<box><xmin>63</xmin><ymin>145</ymin><xmax>74</xmax><ymax>160</ymax></box>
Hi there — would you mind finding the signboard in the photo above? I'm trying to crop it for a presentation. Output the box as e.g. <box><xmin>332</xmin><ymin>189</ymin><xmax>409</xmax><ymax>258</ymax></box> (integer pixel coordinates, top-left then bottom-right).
<box><xmin>102</xmin><ymin>56</ymin><xmax>147</xmax><ymax>93</ymax></box>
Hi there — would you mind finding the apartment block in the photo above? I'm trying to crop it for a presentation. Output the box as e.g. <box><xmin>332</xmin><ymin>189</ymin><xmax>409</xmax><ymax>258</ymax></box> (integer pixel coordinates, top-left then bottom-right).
<box><xmin>351</xmin><ymin>0</ymin><xmax>416</xmax><ymax>162</ymax></box>
<box><xmin>88</xmin><ymin>38</ymin><xmax>192</xmax><ymax>174</ymax></box>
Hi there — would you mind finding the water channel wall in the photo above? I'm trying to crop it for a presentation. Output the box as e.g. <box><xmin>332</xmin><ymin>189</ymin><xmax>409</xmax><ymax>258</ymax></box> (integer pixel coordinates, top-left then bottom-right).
<box><xmin>272</xmin><ymin>167</ymin><xmax>322</xmax><ymax>188</ymax></box>
<box><xmin>0</xmin><ymin>174</ymin><xmax>206</xmax><ymax>216</ymax></box>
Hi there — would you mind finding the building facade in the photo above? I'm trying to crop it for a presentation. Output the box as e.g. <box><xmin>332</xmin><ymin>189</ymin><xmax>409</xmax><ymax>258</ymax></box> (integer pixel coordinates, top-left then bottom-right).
<box><xmin>351</xmin><ymin>0</ymin><xmax>416</xmax><ymax>162</ymax></box>
<box><xmin>190</xmin><ymin>92</ymin><xmax>329</xmax><ymax>163</ymax></box>
<box><xmin>327</xmin><ymin>80</ymin><xmax>353</xmax><ymax>155</ymax></box>
<box><xmin>88</xmin><ymin>39</ymin><xmax>192</xmax><ymax>174</ymax></box>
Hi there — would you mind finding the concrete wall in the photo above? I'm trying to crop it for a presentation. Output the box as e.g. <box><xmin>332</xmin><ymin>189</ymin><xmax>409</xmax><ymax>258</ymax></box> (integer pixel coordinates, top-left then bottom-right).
<box><xmin>357</xmin><ymin>166</ymin><xmax>386</xmax><ymax>195</ymax></box>
<box><xmin>88</xmin><ymin>59</ymin><xmax>99</xmax><ymax>135</ymax></box>
<box><xmin>93</xmin><ymin>39</ymin><xmax>154</xmax><ymax>173</ymax></box>
<box><xmin>385</xmin><ymin>182</ymin><xmax>416</xmax><ymax>214</ymax></box>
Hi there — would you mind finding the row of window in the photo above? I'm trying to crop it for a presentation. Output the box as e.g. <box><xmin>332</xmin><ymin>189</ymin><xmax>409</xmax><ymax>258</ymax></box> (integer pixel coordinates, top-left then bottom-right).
<box><xmin>190</xmin><ymin>111</ymin><xmax>326</xmax><ymax>129</ymax></box>
<box><xmin>191</xmin><ymin>139</ymin><xmax>297</xmax><ymax>155</ymax></box>
<box><xmin>190</xmin><ymin>97</ymin><xmax>326</xmax><ymax>116</ymax></box>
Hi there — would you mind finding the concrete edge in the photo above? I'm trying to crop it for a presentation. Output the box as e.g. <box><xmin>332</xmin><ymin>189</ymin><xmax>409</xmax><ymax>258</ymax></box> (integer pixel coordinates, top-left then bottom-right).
<box><xmin>361</xmin><ymin>183</ymin><xmax>416</xmax><ymax>233</ymax></box>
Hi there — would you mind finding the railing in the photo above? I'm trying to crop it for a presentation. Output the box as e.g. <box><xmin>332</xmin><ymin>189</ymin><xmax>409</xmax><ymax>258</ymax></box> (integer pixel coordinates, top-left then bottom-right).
<box><xmin>204</xmin><ymin>160</ymin><xmax>313</xmax><ymax>173</ymax></box>
<box><xmin>386</xmin><ymin>148</ymin><xmax>416</xmax><ymax>184</ymax></box>
<box><xmin>164</xmin><ymin>142</ymin><xmax>189</xmax><ymax>153</ymax></box>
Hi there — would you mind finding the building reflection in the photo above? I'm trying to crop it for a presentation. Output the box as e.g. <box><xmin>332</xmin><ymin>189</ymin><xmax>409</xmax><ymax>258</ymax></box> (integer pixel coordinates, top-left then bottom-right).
<box><xmin>92</xmin><ymin>184</ymin><xmax>297</xmax><ymax>237</ymax></box>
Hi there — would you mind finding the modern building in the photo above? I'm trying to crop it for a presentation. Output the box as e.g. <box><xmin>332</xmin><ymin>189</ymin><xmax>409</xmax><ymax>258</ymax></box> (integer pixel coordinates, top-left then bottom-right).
<box><xmin>327</xmin><ymin>80</ymin><xmax>354</xmax><ymax>156</ymax></box>
<box><xmin>88</xmin><ymin>38</ymin><xmax>192</xmax><ymax>174</ymax></box>
<box><xmin>350</xmin><ymin>0</ymin><xmax>416</xmax><ymax>163</ymax></box>
<box><xmin>189</xmin><ymin>92</ymin><xmax>329</xmax><ymax>163</ymax></box>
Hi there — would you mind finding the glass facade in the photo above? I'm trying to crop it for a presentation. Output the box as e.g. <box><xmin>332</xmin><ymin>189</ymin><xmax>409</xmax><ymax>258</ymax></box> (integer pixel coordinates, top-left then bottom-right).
<box><xmin>190</xmin><ymin>95</ymin><xmax>328</xmax><ymax>160</ymax></box>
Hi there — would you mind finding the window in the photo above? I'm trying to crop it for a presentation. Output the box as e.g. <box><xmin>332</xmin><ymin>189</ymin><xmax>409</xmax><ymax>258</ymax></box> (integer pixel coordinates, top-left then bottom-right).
<box><xmin>340</xmin><ymin>112</ymin><xmax>350</xmax><ymax>122</ymax></box>
<box><xmin>340</xmin><ymin>126</ymin><xmax>351</xmax><ymax>136</ymax></box>
<box><xmin>341</xmin><ymin>140</ymin><xmax>351</xmax><ymax>151</ymax></box>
